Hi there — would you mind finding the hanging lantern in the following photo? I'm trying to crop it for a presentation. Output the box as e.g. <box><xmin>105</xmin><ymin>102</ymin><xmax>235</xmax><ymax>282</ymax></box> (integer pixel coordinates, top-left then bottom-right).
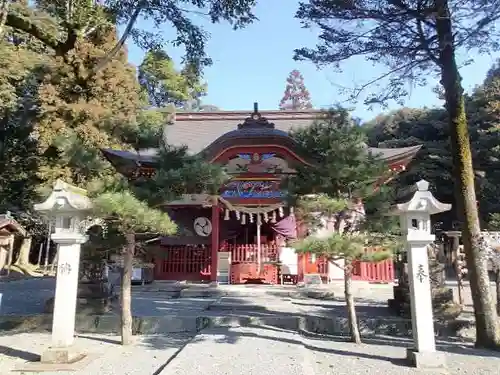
<box><xmin>241</xmin><ymin>213</ymin><xmax>246</xmax><ymax>225</ymax></box>
<box><xmin>271</xmin><ymin>211</ymin><xmax>277</xmax><ymax>223</ymax></box>
<box><xmin>249</xmin><ymin>213</ymin><xmax>254</xmax><ymax>223</ymax></box>
<box><xmin>263</xmin><ymin>212</ymin><xmax>269</xmax><ymax>222</ymax></box>
<box><xmin>236</xmin><ymin>211</ymin><xmax>240</xmax><ymax>220</ymax></box>
<box><xmin>224</xmin><ymin>209</ymin><xmax>230</xmax><ymax>221</ymax></box>
<box><xmin>279</xmin><ymin>207</ymin><xmax>284</xmax><ymax>217</ymax></box>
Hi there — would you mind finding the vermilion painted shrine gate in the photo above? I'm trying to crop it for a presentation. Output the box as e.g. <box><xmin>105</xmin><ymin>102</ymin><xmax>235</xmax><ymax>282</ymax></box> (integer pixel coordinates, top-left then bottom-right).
<box><xmin>103</xmin><ymin>106</ymin><xmax>420</xmax><ymax>284</ymax></box>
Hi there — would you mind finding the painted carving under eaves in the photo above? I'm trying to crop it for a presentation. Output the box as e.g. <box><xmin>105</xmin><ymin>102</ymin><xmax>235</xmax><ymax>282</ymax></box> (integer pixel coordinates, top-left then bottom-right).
<box><xmin>221</xmin><ymin>180</ymin><xmax>285</xmax><ymax>199</ymax></box>
<box><xmin>223</xmin><ymin>152</ymin><xmax>296</xmax><ymax>174</ymax></box>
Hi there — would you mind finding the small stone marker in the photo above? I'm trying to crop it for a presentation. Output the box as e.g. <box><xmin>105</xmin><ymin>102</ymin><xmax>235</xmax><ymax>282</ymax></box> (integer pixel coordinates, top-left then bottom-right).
<box><xmin>391</xmin><ymin>180</ymin><xmax>451</xmax><ymax>369</ymax></box>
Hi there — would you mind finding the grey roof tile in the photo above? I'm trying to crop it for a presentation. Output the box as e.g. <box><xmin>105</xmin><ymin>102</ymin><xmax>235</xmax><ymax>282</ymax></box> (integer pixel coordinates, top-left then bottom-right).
<box><xmin>101</xmin><ymin>110</ymin><xmax>421</xmax><ymax>164</ymax></box>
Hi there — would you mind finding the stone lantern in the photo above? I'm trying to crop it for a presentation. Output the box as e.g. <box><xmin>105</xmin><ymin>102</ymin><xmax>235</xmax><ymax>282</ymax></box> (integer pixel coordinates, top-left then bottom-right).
<box><xmin>391</xmin><ymin>179</ymin><xmax>451</xmax><ymax>369</ymax></box>
<box><xmin>34</xmin><ymin>180</ymin><xmax>92</xmax><ymax>363</ymax></box>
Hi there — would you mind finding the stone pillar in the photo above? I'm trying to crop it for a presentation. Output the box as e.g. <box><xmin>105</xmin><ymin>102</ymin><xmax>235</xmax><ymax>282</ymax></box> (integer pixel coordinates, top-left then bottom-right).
<box><xmin>406</xmin><ymin>238</ymin><xmax>436</xmax><ymax>353</ymax></box>
<box><xmin>210</xmin><ymin>198</ymin><xmax>220</xmax><ymax>284</ymax></box>
<box><xmin>391</xmin><ymin>180</ymin><xmax>451</xmax><ymax>369</ymax></box>
<box><xmin>49</xmin><ymin>235</ymin><xmax>87</xmax><ymax>348</ymax></box>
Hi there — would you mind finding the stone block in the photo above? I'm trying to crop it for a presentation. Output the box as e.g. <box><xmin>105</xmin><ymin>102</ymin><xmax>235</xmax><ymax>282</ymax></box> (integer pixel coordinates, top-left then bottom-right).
<box><xmin>94</xmin><ymin>315</ymin><xmax>120</xmax><ymax>333</ymax></box>
<box><xmin>406</xmin><ymin>348</ymin><xmax>447</xmax><ymax>369</ymax></box>
<box><xmin>137</xmin><ymin>316</ymin><xmax>198</xmax><ymax>334</ymax></box>
<box><xmin>41</xmin><ymin>348</ymin><xmax>85</xmax><ymax>364</ymax></box>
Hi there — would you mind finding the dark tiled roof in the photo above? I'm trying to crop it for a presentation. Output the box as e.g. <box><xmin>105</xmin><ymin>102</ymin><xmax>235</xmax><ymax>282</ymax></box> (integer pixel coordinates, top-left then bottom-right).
<box><xmin>165</xmin><ymin>110</ymin><xmax>319</xmax><ymax>154</ymax></box>
<box><xmin>101</xmin><ymin>109</ymin><xmax>421</xmax><ymax>166</ymax></box>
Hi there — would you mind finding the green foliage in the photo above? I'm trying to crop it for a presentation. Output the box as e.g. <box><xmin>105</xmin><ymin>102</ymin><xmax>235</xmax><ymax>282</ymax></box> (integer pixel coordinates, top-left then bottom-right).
<box><xmin>134</xmin><ymin>148</ymin><xmax>229</xmax><ymax>206</ymax></box>
<box><xmin>7</xmin><ymin>0</ymin><xmax>257</xmax><ymax>78</ymax></box>
<box><xmin>120</xmin><ymin>107</ymin><xmax>173</xmax><ymax>150</ymax></box>
<box><xmin>92</xmin><ymin>191</ymin><xmax>177</xmax><ymax>235</ymax></box>
<box><xmin>488</xmin><ymin>213</ymin><xmax>500</xmax><ymax>231</ymax></box>
<box><xmin>293</xmin><ymin>232</ymin><xmax>393</xmax><ymax>263</ymax></box>
<box><xmin>288</xmin><ymin>107</ymin><xmax>387</xmax><ymax>199</ymax></box>
<box><xmin>139</xmin><ymin>49</ymin><xmax>206</xmax><ymax>109</ymax></box>
<box><xmin>363</xmin><ymin>61</ymin><xmax>500</xmax><ymax>228</ymax></box>
<box><xmin>33</xmin><ymin>27</ymin><xmax>143</xmax><ymax>189</ymax></box>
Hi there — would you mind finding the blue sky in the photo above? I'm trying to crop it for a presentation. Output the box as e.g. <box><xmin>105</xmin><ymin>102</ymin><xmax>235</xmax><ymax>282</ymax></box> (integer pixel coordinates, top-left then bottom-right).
<box><xmin>126</xmin><ymin>1</ymin><xmax>500</xmax><ymax>121</ymax></box>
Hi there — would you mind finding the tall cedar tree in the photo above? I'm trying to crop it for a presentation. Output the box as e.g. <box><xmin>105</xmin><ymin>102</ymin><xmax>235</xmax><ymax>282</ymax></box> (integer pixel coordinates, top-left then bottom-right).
<box><xmin>288</xmin><ymin>108</ymin><xmax>399</xmax><ymax>343</ymax></box>
<box><xmin>6</xmin><ymin>1</ymin><xmax>257</xmax><ymax>84</ymax></box>
<box><xmin>138</xmin><ymin>49</ymin><xmax>206</xmax><ymax>109</ymax></box>
<box><xmin>34</xmin><ymin>26</ymin><xmax>143</xmax><ymax>189</ymax></box>
<box><xmin>0</xmin><ymin>1</ymin><xmax>52</xmax><ymax>263</ymax></box>
<box><xmin>294</xmin><ymin>0</ymin><xmax>500</xmax><ymax>348</ymax></box>
<box><xmin>279</xmin><ymin>69</ymin><xmax>313</xmax><ymax>110</ymax></box>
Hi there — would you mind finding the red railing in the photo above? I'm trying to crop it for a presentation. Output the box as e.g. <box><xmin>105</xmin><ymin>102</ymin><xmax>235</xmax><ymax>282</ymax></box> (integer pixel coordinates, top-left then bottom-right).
<box><xmin>221</xmin><ymin>243</ymin><xmax>279</xmax><ymax>263</ymax></box>
<box><xmin>155</xmin><ymin>245</ymin><xmax>211</xmax><ymax>281</ymax></box>
<box><xmin>221</xmin><ymin>243</ymin><xmax>279</xmax><ymax>284</ymax></box>
<box><xmin>297</xmin><ymin>248</ymin><xmax>394</xmax><ymax>283</ymax></box>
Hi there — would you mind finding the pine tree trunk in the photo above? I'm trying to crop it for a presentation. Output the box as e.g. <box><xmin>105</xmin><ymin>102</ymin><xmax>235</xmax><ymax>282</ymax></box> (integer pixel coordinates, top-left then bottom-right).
<box><xmin>121</xmin><ymin>233</ymin><xmax>135</xmax><ymax>345</ymax></box>
<box><xmin>435</xmin><ymin>0</ymin><xmax>500</xmax><ymax>348</ymax></box>
<box><xmin>344</xmin><ymin>264</ymin><xmax>361</xmax><ymax>343</ymax></box>
<box><xmin>15</xmin><ymin>236</ymin><xmax>31</xmax><ymax>266</ymax></box>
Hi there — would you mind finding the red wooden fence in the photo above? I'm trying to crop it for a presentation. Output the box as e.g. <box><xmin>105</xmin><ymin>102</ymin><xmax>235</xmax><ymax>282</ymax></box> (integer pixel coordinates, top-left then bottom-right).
<box><xmin>154</xmin><ymin>244</ymin><xmax>394</xmax><ymax>283</ymax></box>
<box><xmin>155</xmin><ymin>245</ymin><xmax>212</xmax><ymax>281</ymax></box>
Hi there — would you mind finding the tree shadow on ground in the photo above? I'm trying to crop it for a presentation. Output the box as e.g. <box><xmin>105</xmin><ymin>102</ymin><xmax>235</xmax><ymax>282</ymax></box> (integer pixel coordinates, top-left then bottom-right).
<box><xmin>141</xmin><ymin>322</ymin><xmax>500</xmax><ymax>362</ymax></box>
<box><xmin>0</xmin><ymin>344</ymin><xmax>41</xmax><ymax>361</ymax></box>
<box><xmin>76</xmin><ymin>333</ymin><xmax>122</xmax><ymax>345</ymax></box>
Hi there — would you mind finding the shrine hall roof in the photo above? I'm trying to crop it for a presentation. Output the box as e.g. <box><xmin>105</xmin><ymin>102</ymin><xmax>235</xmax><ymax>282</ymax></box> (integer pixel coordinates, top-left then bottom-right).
<box><xmin>102</xmin><ymin>109</ymin><xmax>422</xmax><ymax>166</ymax></box>
<box><xmin>165</xmin><ymin>110</ymin><xmax>318</xmax><ymax>154</ymax></box>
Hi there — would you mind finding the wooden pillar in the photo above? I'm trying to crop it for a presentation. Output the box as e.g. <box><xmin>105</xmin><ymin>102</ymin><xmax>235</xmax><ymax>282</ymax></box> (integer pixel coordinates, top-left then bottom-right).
<box><xmin>210</xmin><ymin>198</ymin><xmax>220</xmax><ymax>283</ymax></box>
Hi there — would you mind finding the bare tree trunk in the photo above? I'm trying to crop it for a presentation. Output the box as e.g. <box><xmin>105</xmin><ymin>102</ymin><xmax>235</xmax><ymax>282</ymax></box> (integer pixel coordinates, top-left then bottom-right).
<box><xmin>435</xmin><ymin>0</ymin><xmax>500</xmax><ymax>348</ymax></box>
<box><xmin>0</xmin><ymin>0</ymin><xmax>10</xmax><ymax>38</ymax></box>
<box><xmin>37</xmin><ymin>241</ymin><xmax>43</xmax><ymax>266</ymax></box>
<box><xmin>50</xmin><ymin>245</ymin><xmax>59</xmax><ymax>274</ymax></box>
<box><xmin>495</xmin><ymin>268</ymin><xmax>500</xmax><ymax>316</ymax></box>
<box><xmin>454</xmin><ymin>258</ymin><xmax>464</xmax><ymax>305</ymax></box>
<box><xmin>344</xmin><ymin>264</ymin><xmax>361</xmax><ymax>344</ymax></box>
<box><xmin>121</xmin><ymin>233</ymin><xmax>135</xmax><ymax>345</ymax></box>
<box><xmin>15</xmin><ymin>236</ymin><xmax>31</xmax><ymax>266</ymax></box>
<box><xmin>6</xmin><ymin>235</ymin><xmax>13</xmax><ymax>275</ymax></box>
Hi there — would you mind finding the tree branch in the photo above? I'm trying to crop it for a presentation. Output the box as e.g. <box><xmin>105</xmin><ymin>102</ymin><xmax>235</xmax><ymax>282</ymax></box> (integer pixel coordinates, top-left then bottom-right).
<box><xmin>5</xmin><ymin>12</ymin><xmax>61</xmax><ymax>51</ymax></box>
<box><xmin>0</xmin><ymin>0</ymin><xmax>10</xmax><ymax>38</ymax></box>
<box><xmin>89</xmin><ymin>2</ymin><xmax>144</xmax><ymax>78</ymax></box>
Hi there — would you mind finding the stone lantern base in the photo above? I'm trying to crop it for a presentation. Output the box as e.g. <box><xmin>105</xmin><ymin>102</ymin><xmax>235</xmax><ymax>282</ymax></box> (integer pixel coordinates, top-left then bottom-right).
<box><xmin>41</xmin><ymin>348</ymin><xmax>86</xmax><ymax>364</ymax></box>
<box><xmin>406</xmin><ymin>348</ymin><xmax>447</xmax><ymax>369</ymax></box>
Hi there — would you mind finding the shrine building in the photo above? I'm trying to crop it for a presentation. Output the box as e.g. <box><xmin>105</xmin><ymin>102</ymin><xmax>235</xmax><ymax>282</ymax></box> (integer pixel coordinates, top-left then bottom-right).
<box><xmin>102</xmin><ymin>105</ymin><xmax>420</xmax><ymax>284</ymax></box>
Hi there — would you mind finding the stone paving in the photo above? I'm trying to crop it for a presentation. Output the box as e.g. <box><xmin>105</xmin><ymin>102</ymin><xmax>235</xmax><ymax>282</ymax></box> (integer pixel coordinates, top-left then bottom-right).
<box><xmin>1</xmin><ymin>280</ymin><xmax>500</xmax><ymax>374</ymax></box>
<box><xmin>2</xmin><ymin>328</ymin><xmax>500</xmax><ymax>374</ymax></box>
<box><xmin>0</xmin><ymin>332</ymin><xmax>192</xmax><ymax>375</ymax></box>
<box><xmin>304</xmin><ymin>334</ymin><xmax>500</xmax><ymax>375</ymax></box>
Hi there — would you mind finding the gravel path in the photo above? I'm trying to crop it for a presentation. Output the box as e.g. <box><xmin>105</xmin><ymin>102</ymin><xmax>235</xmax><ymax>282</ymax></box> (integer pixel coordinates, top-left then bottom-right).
<box><xmin>159</xmin><ymin>326</ymin><xmax>312</xmax><ymax>375</ymax></box>
<box><xmin>304</xmin><ymin>334</ymin><xmax>500</xmax><ymax>375</ymax></box>
<box><xmin>0</xmin><ymin>332</ymin><xmax>192</xmax><ymax>375</ymax></box>
<box><xmin>2</xmin><ymin>328</ymin><xmax>500</xmax><ymax>374</ymax></box>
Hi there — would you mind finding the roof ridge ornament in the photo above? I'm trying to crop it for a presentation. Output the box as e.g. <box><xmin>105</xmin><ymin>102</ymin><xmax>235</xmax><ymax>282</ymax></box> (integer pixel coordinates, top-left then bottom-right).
<box><xmin>238</xmin><ymin>102</ymin><xmax>275</xmax><ymax>129</ymax></box>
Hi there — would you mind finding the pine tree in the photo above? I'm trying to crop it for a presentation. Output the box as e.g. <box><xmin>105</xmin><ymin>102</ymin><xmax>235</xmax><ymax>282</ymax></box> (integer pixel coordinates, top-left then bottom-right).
<box><xmin>279</xmin><ymin>70</ymin><xmax>312</xmax><ymax>110</ymax></box>
<box><xmin>91</xmin><ymin>190</ymin><xmax>177</xmax><ymax>345</ymax></box>
<box><xmin>89</xmin><ymin>144</ymin><xmax>228</xmax><ymax>345</ymax></box>
<box><xmin>288</xmin><ymin>108</ymin><xmax>399</xmax><ymax>343</ymax></box>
